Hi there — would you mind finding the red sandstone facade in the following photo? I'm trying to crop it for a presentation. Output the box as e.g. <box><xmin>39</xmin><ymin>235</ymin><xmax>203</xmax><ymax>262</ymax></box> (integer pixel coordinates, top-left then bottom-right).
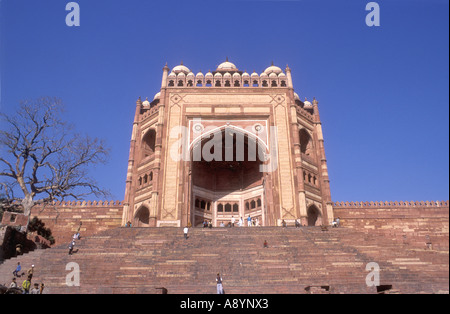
<box><xmin>121</xmin><ymin>60</ymin><xmax>333</xmax><ymax>228</ymax></box>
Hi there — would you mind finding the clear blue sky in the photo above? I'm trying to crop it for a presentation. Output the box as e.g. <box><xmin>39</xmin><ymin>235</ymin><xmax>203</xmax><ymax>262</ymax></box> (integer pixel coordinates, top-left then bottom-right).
<box><xmin>1</xmin><ymin>0</ymin><xmax>448</xmax><ymax>202</ymax></box>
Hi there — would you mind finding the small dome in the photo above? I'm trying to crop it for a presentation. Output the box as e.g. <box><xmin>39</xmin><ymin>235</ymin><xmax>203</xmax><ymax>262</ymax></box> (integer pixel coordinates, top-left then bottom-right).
<box><xmin>304</xmin><ymin>98</ymin><xmax>312</xmax><ymax>107</ymax></box>
<box><xmin>153</xmin><ymin>92</ymin><xmax>161</xmax><ymax>101</ymax></box>
<box><xmin>242</xmin><ymin>72</ymin><xmax>250</xmax><ymax>78</ymax></box>
<box><xmin>196</xmin><ymin>72</ymin><xmax>204</xmax><ymax>77</ymax></box>
<box><xmin>223</xmin><ymin>72</ymin><xmax>232</xmax><ymax>78</ymax></box>
<box><xmin>278</xmin><ymin>72</ymin><xmax>286</xmax><ymax>78</ymax></box>
<box><xmin>214</xmin><ymin>72</ymin><xmax>222</xmax><ymax>78</ymax></box>
<box><xmin>294</xmin><ymin>92</ymin><xmax>300</xmax><ymax>101</ymax></box>
<box><xmin>260</xmin><ymin>72</ymin><xmax>268</xmax><ymax>78</ymax></box>
<box><xmin>269</xmin><ymin>72</ymin><xmax>278</xmax><ymax>78</ymax></box>
<box><xmin>205</xmin><ymin>71</ymin><xmax>213</xmax><ymax>78</ymax></box>
<box><xmin>264</xmin><ymin>63</ymin><xmax>283</xmax><ymax>75</ymax></box>
<box><xmin>168</xmin><ymin>72</ymin><xmax>177</xmax><ymax>78</ymax></box>
<box><xmin>251</xmin><ymin>71</ymin><xmax>259</xmax><ymax>77</ymax></box>
<box><xmin>177</xmin><ymin>72</ymin><xmax>186</xmax><ymax>78</ymax></box>
<box><xmin>217</xmin><ymin>58</ymin><xmax>238</xmax><ymax>72</ymax></box>
<box><xmin>142</xmin><ymin>97</ymin><xmax>150</xmax><ymax>106</ymax></box>
<box><xmin>172</xmin><ymin>62</ymin><xmax>190</xmax><ymax>75</ymax></box>
<box><xmin>232</xmin><ymin>72</ymin><xmax>241</xmax><ymax>78</ymax></box>
<box><xmin>187</xmin><ymin>72</ymin><xmax>195</xmax><ymax>78</ymax></box>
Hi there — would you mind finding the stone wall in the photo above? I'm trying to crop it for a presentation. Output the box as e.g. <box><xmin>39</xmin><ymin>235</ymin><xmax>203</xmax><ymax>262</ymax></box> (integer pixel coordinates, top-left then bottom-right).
<box><xmin>333</xmin><ymin>201</ymin><xmax>449</xmax><ymax>251</ymax></box>
<box><xmin>30</xmin><ymin>201</ymin><xmax>124</xmax><ymax>245</ymax></box>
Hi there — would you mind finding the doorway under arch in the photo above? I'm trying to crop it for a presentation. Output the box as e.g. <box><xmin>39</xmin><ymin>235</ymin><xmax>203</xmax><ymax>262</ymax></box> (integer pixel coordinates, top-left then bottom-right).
<box><xmin>134</xmin><ymin>206</ymin><xmax>150</xmax><ymax>227</ymax></box>
<box><xmin>189</xmin><ymin>127</ymin><xmax>267</xmax><ymax>227</ymax></box>
<box><xmin>307</xmin><ymin>205</ymin><xmax>322</xmax><ymax>226</ymax></box>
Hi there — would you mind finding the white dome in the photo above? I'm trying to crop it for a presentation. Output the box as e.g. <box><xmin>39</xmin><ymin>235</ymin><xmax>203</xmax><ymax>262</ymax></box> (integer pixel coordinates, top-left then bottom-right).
<box><xmin>177</xmin><ymin>72</ymin><xmax>186</xmax><ymax>78</ymax></box>
<box><xmin>196</xmin><ymin>72</ymin><xmax>204</xmax><ymax>77</ymax></box>
<box><xmin>153</xmin><ymin>92</ymin><xmax>161</xmax><ymax>100</ymax></box>
<box><xmin>294</xmin><ymin>92</ymin><xmax>300</xmax><ymax>101</ymax></box>
<box><xmin>251</xmin><ymin>71</ymin><xmax>259</xmax><ymax>77</ymax></box>
<box><xmin>264</xmin><ymin>64</ymin><xmax>283</xmax><ymax>75</ymax></box>
<box><xmin>304</xmin><ymin>98</ymin><xmax>312</xmax><ymax>107</ymax></box>
<box><xmin>205</xmin><ymin>71</ymin><xmax>213</xmax><ymax>78</ymax></box>
<box><xmin>223</xmin><ymin>72</ymin><xmax>232</xmax><ymax>78</ymax></box>
<box><xmin>187</xmin><ymin>72</ymin><xmax>195</xmax><ymax>78</ymax></box>
<box><xmin>233</xmin><ymin>72</ymin><xmax>241</xmax><ymax>78</ymax></box>
<box><xmin>278</xmin><ymin>72</ymin><xmax>286</xmax><ymax>78</ymax></box>
<box><xmin>142</xmin><ymin>97</ymin><xmax>150</xmax><ymax>106</ymax></box>
<box><xmin>172</xmin><ymin>63</ymin><xmax>190</xmax><ymax>75</ymax></box>
<box><xmin>269</xmin><ymin>72</ymin><xmax>278</xmax><ymax>78</ymax></box>
<box><xmin>242</xmin><ymin>72</ymin><xmax>250</xmax><ymax>78</ymax></box>
<box><xmin>214</xmin><ymin>72</ymin><xmax>222</xmax><ymax>78</ymax></box>
<box><xmin>168</xmin><ymin>72</ymin><xmax>177</xmax><ymax>78</ymax></box>
<box><xmin>260</xmin><ymin>72</ymin><xmax>268</xmax><ymax>78</ymax></box>
<box><xmin>217</xmin><ymin>61</ymin><xmax>237</xmax><ymax>71</ymax></box>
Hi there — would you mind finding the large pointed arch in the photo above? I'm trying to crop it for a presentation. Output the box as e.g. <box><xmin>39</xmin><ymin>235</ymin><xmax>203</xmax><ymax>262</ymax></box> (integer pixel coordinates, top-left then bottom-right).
<box><xmin>134</xmin><ymin>205</ymin><xmax>150</xmax><ymax>227</ymax></box>
<box><xmin>307</xmin><ymin>204</ymin><xmax>322</xmax><ymax>226</ymax></box>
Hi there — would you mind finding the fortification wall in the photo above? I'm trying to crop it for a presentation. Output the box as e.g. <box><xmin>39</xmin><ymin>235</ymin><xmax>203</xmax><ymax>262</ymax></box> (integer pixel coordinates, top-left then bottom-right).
<box><xmin>333</xmin><ymin>201</ymin><xmax>449</xmax><ymax>251</ymax></box>
<box><xmin>30</xmin><ymin>201</ymin><xmax>124</xmax><ymax>245</ymax></box>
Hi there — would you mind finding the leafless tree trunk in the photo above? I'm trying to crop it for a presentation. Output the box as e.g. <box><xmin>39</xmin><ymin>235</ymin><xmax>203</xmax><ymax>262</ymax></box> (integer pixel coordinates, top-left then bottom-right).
<box><xmin>0</xmin><ymin>97</ymin><xmax>110</xmax><ymax>230</ymax></box>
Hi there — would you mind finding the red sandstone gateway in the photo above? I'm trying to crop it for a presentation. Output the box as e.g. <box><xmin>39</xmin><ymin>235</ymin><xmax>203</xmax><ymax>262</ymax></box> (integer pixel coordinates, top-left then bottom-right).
<box><xmin>122</xmin><ymin>60</ymin><xmax>333</xmax><ymax>229</ymax></box>
<box><xmin>0</xmin><ymin>60</ymin><xmax>448</xmax><ymax>295</ymax></box>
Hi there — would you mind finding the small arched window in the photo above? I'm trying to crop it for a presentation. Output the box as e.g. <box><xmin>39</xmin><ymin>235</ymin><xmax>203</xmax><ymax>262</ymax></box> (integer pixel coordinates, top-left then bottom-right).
<box><xmin>142</xmin><ymin>129</ymin><xmax>156</xmax><ymax>160</ymax></box>
<box><xmin>299</xmin><ymin>129</ymin><xmax>313</xmax><ymax>156</ymax></box>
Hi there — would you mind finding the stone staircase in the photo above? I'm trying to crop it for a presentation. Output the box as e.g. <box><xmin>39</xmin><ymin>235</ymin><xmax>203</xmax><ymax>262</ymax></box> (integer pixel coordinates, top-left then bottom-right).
<box><xmin>0</xmin><ymin>227</ymin><xmax>448</xmax><ymax>294</ymax></box>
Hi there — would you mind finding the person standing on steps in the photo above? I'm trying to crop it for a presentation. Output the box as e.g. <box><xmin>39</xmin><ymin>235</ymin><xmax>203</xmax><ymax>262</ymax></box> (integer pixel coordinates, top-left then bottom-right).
<box><xmin>68</xmin><ymin>240</ymin><xmax>76</xmax><ymax>255</ymax></box>
<box><xmin>184</xmin><ymin>226</ymin><xmax>189</xmax><ymax>239</ymax></box>
<box><xmin>22</xmin><ymin>277</ymin><xmax>31</xmax><ymax>294</ymax></box>
<box><xmin>30</xmin><ymin>283</ymin><xmax>40</xmax><ymax>294</ymax></box>
<box><xmin>216</xmin><ymin>273</ymin><xmax>224</xmax><ymax>294</ymax></box>
<box><xmin>13</xmin><ymin>262</ymin><xmax>21</xmax><ymax>277</ymax></box>
<box><xmin>27</xmin><ymin>265</ymin><xmax>35</xmax><ymax>280</ymax></box>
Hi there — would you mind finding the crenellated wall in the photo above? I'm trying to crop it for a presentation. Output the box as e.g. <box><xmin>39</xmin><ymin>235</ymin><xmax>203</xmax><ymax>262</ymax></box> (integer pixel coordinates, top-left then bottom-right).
<box><xmin>333</xmin><ymin>201</ymin><xmax>449</xmax><ymax>251</ymax></box>
<box><xmin>29</xmin><ymin>201</ymin><xmax>124</xmax><ymax>245</ymax></box>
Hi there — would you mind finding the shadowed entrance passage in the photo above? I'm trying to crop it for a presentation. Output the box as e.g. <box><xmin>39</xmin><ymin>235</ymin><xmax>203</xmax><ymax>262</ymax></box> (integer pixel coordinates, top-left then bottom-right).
<box><xmin>190</xmin><ymin>127</ymin><xmax>267</xmax><ymax>227</ymax></box>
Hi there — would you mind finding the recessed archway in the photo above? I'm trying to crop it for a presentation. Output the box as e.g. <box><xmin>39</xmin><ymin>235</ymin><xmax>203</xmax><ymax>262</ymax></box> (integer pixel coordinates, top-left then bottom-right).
<box><xmin>307</xmin><ymin>205</ymin><xmax>322</xmax><ymax>226</ymax></box>
<box><xmin>134</xmin><ymin>206</ymin><xmax>150</xmax><ymax>227</ymax></box>
<box><xmin>190</xmin><ymin>127</ymin><xmax>267</xmax><ymax>227</ymax></box>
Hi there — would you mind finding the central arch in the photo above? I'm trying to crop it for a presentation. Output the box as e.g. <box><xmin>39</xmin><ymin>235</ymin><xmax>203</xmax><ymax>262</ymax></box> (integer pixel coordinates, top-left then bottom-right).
<box><xmin>307</xmin><ymin>205</ymin><xmax>322</xmax><ymax>226</ymax></box>
<box><xmin>134</xmin><ymin>206</ymin><xmax>150</xmax><ymax>227</ymax></box>
<box><xmin>189</xmin><ymin>127</ymin><xmax>268</xmax><ymax>227</ymax></box>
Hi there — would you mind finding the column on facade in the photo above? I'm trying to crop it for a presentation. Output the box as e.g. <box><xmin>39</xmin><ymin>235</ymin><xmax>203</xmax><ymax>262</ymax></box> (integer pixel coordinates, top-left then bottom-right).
<box><xmin>122</xmin><ymin>97</ymin><xmax>142</xmax><ymax>225</ymax></box>
<box><xmin>312</xmin><ymin>98</ymin><xmax>334</xmax><ymax>225</ymax></box>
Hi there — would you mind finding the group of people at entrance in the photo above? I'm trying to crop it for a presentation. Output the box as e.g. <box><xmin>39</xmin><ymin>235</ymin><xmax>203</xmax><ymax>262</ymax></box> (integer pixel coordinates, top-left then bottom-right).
<box><xmin>202</xmin><ymin>216</ymin><xmax>260</xmax><ymax>228</ymax></box>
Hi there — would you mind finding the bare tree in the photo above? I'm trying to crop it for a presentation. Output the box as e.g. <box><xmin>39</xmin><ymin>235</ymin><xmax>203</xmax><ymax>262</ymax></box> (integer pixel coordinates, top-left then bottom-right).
<box><xmin>0</xmin><ymin>97</ymin><xmax>110</xmax><ymax>230</ymax></box>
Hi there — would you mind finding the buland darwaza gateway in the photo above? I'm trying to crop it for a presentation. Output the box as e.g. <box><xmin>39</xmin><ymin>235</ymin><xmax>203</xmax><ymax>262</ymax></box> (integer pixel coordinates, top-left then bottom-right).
<box><xmin>122</xmin><ymin>59</ymin><xmax>333</xmax><ymax>228</ymax></box>
<box><xmin>1</xmin><ymin>58</ymin><xmax>448</xmax><ymax>295</ymax></box>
